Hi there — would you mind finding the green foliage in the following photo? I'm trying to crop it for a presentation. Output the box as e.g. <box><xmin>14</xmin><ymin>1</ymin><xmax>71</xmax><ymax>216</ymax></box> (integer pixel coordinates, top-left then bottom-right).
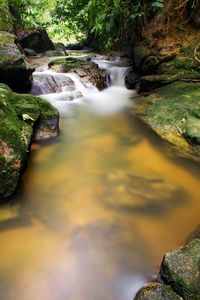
<box><xmin>10</xmin><ymin>0</ymin><xmax>165</xmax><ymax>48</ymax></box>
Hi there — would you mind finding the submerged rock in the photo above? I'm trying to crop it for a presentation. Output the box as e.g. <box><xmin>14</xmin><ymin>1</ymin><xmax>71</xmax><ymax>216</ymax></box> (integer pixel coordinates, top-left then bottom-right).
<box><xmin>101</xmin><ymin>171</ymin><xmax>183</xmax><ymax>216</ymax></box>
<box><xmin>160</xmin><ymin>239</ymin><xmax>200</xmax><ymax>299</ymax></box>
<box><xmin>23</xmin><ymin>48</ymin><xmax>38</xmax><ymax>57</ymax></box>
<box><xmin>0</xmin><ymin>83</ymin><xmax>59</xmax><ymax>200</ymax></box>
<box><xmin>134</xmin><ymin>81</ymin><xmax>200</xmax><ymax>160</ymax></box>
<box><xmin>48</xmin><ymin>57</ymin><xmax>107</xmax><ymax>90</ymax></box>
<box><xmin>0</xmin><ymin>31</ymin><xmax>34</xmax><ymax>92</ymax></box>
<box><xmin>16</xmin><ymin>28</ymin><xmax>55</xmax><ymax>53</ymax></box>
<box><xmin>134</xmin><ymin>282</ymin><xmax>182</xmax><ymax>300</ymax></box>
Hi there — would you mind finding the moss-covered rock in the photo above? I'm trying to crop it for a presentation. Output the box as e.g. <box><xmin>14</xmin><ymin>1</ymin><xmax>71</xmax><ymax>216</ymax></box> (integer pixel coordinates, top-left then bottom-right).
<box><xmin>0</xmin><ymin>84</ymin><xmax>59</xmax><ymax>200</ymax></box>
<box><xmin>160</xmin><ymin>239</ymin><xmax>200</xmax><ymax>299</ymax></box>
<box><xmin>0</xmin><ymin>31</ymin><xmax>34</xmax><ymax>92</ymax></box>
<box><xmin>134</xmin><ymin>81</ymin><xmax>200</xmax><ymax>160</ymax></box>
<box><xmin>48</xmin><ymin>57</ymin><xmax>107</xmax><ymax>90</ymax></box>
<box><xmin>0</xmin><ymin>0</ymin><xmax>13</xmax><ymax>32</ymax></box>
<box><xmin>134</xmin><ymin>282</ymin><xmax>182</xmax><ymax>300</ymax></box>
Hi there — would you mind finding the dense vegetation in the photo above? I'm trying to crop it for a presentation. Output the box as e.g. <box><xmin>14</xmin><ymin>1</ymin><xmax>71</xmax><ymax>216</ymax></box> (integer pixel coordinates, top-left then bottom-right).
<box><xmin>9</xmin><ymin>0</ymin><xmax>168</xmax><ymax>47</ymax></box>
<box><xmin>10</xmin><ymin>0</ymin><xmax>199</xmax><ymax>48</ymax></box>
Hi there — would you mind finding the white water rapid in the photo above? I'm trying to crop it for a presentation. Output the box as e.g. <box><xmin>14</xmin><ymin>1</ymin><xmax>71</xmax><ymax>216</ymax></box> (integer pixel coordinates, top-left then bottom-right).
<box><xmin>31</xmin><ymin>56</ymin><xmax>136</xmax><ymax>117</ymax></box>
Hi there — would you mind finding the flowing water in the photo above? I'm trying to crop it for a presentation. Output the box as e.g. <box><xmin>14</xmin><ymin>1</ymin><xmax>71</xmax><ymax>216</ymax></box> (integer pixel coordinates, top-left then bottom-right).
<box><xmin>0</xmin><ymin>55</ymin><xmax>200</xmax><ymax>300</ymax></box>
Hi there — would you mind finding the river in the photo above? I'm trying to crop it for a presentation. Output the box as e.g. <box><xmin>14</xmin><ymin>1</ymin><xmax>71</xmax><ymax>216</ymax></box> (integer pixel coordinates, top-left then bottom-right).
<box><xmin>0</xmin><ymin>54</ymin><xmax>199</xmax><ymax>300</ymax></box>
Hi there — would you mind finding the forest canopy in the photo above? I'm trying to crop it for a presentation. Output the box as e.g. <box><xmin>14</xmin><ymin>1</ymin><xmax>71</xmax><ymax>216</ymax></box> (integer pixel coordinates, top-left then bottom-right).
<box><xmin>10</xmin><ymin>0</ymin><xmax>167</xmax><ymax>47</ymax></box>
<box><xmin>10</xmin><ymin>0</ymin><xmax>197</xmax><ymax>48</ymax></box>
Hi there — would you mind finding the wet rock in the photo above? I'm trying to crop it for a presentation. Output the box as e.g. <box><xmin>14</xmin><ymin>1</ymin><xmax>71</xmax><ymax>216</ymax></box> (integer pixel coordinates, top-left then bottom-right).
<box><xmin>23</xmin><ymin>48</ymin><xmax>38</xmax><ymax>57</ymax></box>
<box><xmin>125</xmin><ymin>71</ymin><xmax>140</xmax><ymax>89</ymax></box>
<box><xmin>160</xmin><ymin>239</ymin><xmax>200</xmax><ymax>299</ymax></box>
<box><xmin>49</xmin><ymin>57</ymin><xmax>107</xmax><ymax>90</ymax></box>
<box><xmin>182</xmin><ymin>117</ymin><xmax>200</xmax><ymax>144</ymax></box>
<box><xmin>54</xmin><ymin>42</ymin><xmax>66</xmax><ymax>51</ymax></box>
<box><xmin>134</xmin><ymin>282</ymin><xmax>182</xmax><ymax>300</ymax></box>
<box><xmin>0</xmin><ymin>31</ymin><xmax>34</xmax><ymax>92</ymax></box>
<box><xmin>134</xmin><ymin>81</ymin><xmax>200</xmax><ymax>160</ymax></box>
<box><xmin>141</xmin><ymin>56</ymin><xmax>159</xmax><ymax>73</ymax></box>
<box><xmin>32</xmin><ymin>73</ymin><xmax>75</xmax><ymax>95</ymax></box>
<box><xmin>135</xmin><ymin>75</ymin><xmax>178</xmax><ymax>93</ymax></box>
<box><xmin>16</xmin><ymin>28</ymin><xmax>55</xmax><ymax>53</ymax></box>
<box><xmin>0</xmin><ymin>83</ymin><xmax>59</xmax><ymax>200</ymax></box>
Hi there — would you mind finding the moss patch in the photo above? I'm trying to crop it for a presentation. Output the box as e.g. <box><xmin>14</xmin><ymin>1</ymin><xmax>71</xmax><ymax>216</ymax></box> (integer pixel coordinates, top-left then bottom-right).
<box><xmin>0</xmin><ymin>84</ymin><xmax>59</xmax><ymax>200</ymax></box>
<box><xmin>134</xmin><ymin>81</ymin><xmax>200</xmax><ymax>160</ymax></box>
<box><xmin>0</xmin><ymin>0</ymin><xmax>13</xmax><ymax>32</ymax></box>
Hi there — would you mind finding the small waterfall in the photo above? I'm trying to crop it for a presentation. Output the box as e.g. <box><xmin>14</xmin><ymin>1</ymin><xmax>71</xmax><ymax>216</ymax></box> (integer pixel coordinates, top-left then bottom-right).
<box><xmin>31</xmin><ymin>56</ymin><xmax>135</xmax><ymax>117</ymax></box>
<box><xmin>93</xmin><ymin>59</ymin><xmax>130</xmax><ymax>87</ymax></box>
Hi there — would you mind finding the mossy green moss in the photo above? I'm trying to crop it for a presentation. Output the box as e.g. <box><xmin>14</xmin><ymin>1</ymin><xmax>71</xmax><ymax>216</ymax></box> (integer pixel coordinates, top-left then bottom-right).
<box><xmin>134</xmin><ymin>82</ymin><xmax>200</xmax><ymax>160</ymax></box>
<box><xmin>134</xmin><ymin>282</ymin><xmax>182</xmax><ymax>300</ymax></box>
<box><xmin>160</xmin><ymin>239</ymin><xmax>200</xmax><ymax>300</ymax></box>
<box><xmin>0</xmin><ymin>0</ymin><xmax>13</xmax><ymax>32</ymax></box>
<box><xmin>48</xmin><ymin>57</ymin><xmax>90</xmax><ymax>72</ymax></box>
<box><xmin>0</xmin><ymin>84</ymin><xmax>59</xmax><ymax>200</ymax></box>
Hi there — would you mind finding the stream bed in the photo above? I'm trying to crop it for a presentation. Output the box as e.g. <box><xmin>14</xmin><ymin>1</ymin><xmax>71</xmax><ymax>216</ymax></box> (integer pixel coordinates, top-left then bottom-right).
<box><xmin>0</xmin><ymin>55</ymin><xmax>199</xmax><ymax>300</ymax></box>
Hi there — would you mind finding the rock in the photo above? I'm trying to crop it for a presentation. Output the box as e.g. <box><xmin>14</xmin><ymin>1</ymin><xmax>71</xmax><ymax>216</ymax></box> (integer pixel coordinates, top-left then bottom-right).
<box><xmin>182</xmin><ymin>117</ymin><xmax>200</xmax><ymax>144</ymax></box>
<box><xmin>133</xmin><ymin>81</ymin><xmax>200</xmax><ymax>160</ymax></box>
<box><xmin>134</xmin><ymin>282</ymin><xmax>182</xmax><ymax>300</ymax></box>
<box><xmin>31</xmin><ymin>73</ymin><xmax>75</xmax><ymax>95</ymax></box>
<box><xmin>54</xmin><ymin>42</ymin><xmax>66</xmax><ymax>51</ymax></box>
<box><xmin>160</xmin><ymin>239</ymin><xmax>200</xmax><ymax>299</ymax></box>
<box><xmin>23</xmin><ymin>48</ymin><xmax>38</xmax><ymax>57</ymax></box>
<box><xmin>100</xmin><ymin>171</ymin><xmax>183</xmax><ymax>216</ymax></box>
<box><xmin>16</xmin><ymin>28</ymin><xmax>55</xmax><ymax>53</ymax></box>
<box><xmin>125</xmin><ymin>71</ymin><xmax>140</xmax><ymax>89</ymax></box>
<box><xmin>48</xmin><ymin>57</ymin><xmax>107</xmax><ymax>90</ymax></box>
<box><xmin>44</xmin><ymin>50</ymin><xmax>66</xmax><ymax>57</ymax></box>
<box><xmin>141</xmin><ymin>56</ymin><xmax>160</xmax><ymax>73</ymax></box>
<box><xmin>135</xmin><ymin>75</ymin><xmax>178</xmax><ymax>93</ymax></box>
<box><xmin>0</xmin><ymin>31</ymin><xmax>34</xmax><ymax>92</ymax></box>
<box><xmin>0</xmin><ymin>83</ymin><xmax>59</xmax><ymax>200</ymax></box>
<box><xmin>0</xmin><ymin>0</ymin><xmax>13</xmax><ymax>32</ymax></box>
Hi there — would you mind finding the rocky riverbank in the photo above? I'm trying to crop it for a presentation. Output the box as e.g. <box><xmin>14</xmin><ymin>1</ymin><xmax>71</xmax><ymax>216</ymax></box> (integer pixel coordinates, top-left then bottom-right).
<box><xmin>134</xmin><ymin>226</ymin><xmax>200</xmax><ymax>299</ymax></box>
<box><xmin>125</xmin><ymin>2</ymin><xmax>200</xmax><ymax>161</ymax></box>
<box><xmin>0</xmin><ymin>83</ymin><xmax>59</xmax><ymax>200</ymax></box>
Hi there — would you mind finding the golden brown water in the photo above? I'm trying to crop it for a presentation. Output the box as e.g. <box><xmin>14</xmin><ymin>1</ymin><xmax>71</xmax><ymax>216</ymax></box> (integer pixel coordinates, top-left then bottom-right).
<box><xmin>0</xmin><ymin>58</ymin><xmax>200</xmax><ymax>299</ymax></box>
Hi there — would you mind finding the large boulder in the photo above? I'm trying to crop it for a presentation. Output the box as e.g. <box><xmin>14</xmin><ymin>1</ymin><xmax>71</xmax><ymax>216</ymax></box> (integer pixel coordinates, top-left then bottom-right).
<box><xmin>0</xmin><ymin>31</ymin><xmax>34</xmax><ymax>92</ymax></box>
<box><xmin>160</xmin><ymin>239</ymin><xmax>200</xmax><ymax>299</ymax></box>
<box><xmin>48</xmin><ymin>57</ymin><xmax>107</xmax><ymax>90</ymax></box>
<box><xmin>0</xmin><ymin>83</ymin><xmax>59</xmax><ymax>200</ymax></box>
<box><xmin>16</xmin><ymin>28</ymin><xmax>55</xmax><ymax>53</ymax></box>
<box><xmin>0</xmin><ymin>0</ymin><xmax>13</xmax><ymax>32</ymax></box>
<box><xmin>133</xmin><ymin>81</ymin><xmax>200</xmax><ymax>160</ymax></box>
<box><xmin>134</xmin><ymin>282</ymin><xmax>182</xmax><ymax>300</ymax></box>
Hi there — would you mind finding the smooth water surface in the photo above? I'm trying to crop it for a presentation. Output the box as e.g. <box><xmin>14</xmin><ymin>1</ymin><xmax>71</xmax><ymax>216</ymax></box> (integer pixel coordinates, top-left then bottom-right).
<box><xmin>0</xmin><ymin>56</ymin><xmax>199</xmax><ymax>300</ymax></box>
